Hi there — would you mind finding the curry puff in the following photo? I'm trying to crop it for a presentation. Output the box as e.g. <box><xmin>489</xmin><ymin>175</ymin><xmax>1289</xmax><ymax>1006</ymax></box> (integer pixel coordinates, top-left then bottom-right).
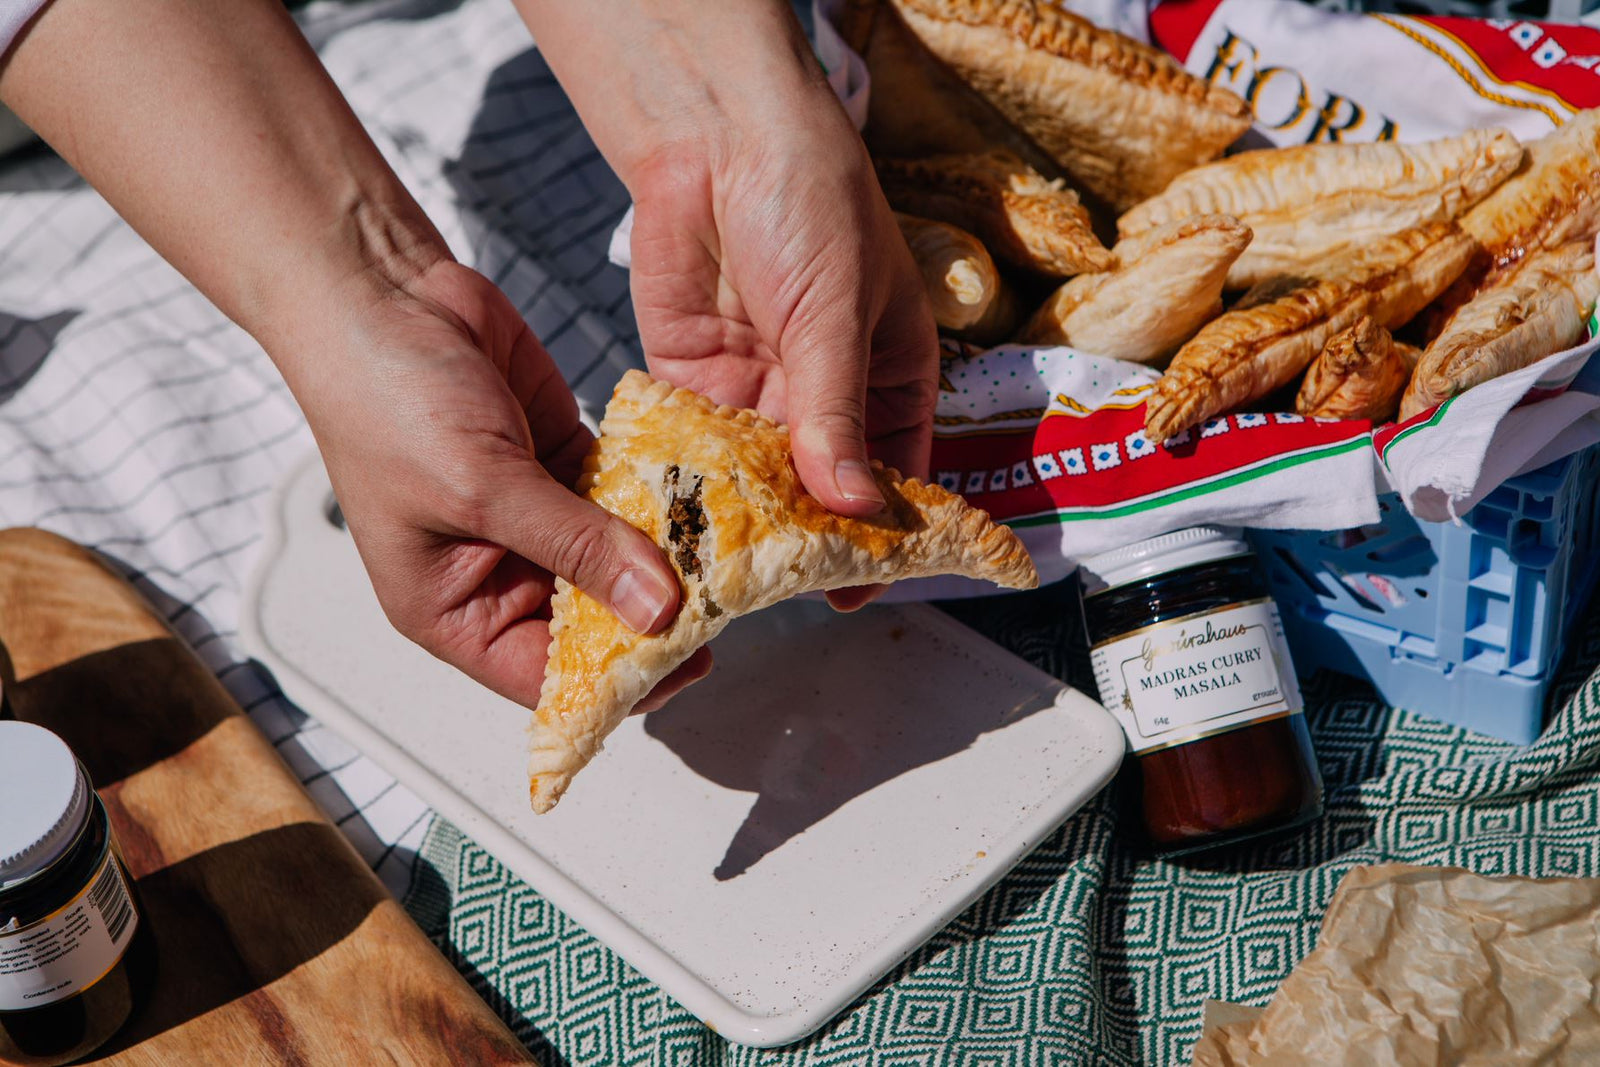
<box><xmin>1119</xmin><ymin>129</ymin><xmax>1523</xmax><ymax>291</ymax></box>
<box><xmin>1145</xmin><ymin>223</ymin><xmax>1476</xmax><ymax>442</ymax></box>
<box><xmin>1022</xmin><ymin>214</ymin><xmax>1251</xmax><ymax>364</ymax></box>
<box><xmin>1296</xmin><ymin>317</ymin><xmax>1418</xmax><ymax>422</ymax></box>
<box><xmin>530</xmin><ymin>372</ymin><xmax>1038</xmax><ymax>812</ymax></box>
<box><xmin>1401</xmin><ymin>240</ymin><xmax>1600</xmax><ymax>421</ymax></box>
<box><xmin>885</xmin><ymin>0</ymin><xmax>1250</xmax><ymax>209</ymax></box>
<box><xmin>878</xmin><ymin>150</ymin><xmax>1114</xmax><ymax>276</ymax></box>
<box><xmin>1462</xmin><ymin>109</ymin><xmax>1600</xmax><ymax>272</ymax></box>
<box><xmin>894</xmin><ymin>212</ymin><xmax>1019</xmax><ymax>344</ymax></box>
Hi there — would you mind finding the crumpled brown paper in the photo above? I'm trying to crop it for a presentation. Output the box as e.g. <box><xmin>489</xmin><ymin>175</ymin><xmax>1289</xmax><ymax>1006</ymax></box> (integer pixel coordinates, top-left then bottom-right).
<box><xmin>1189</xmin><ymin>864</ymin><xmax>1600</xmax><ymax>1066</ymax></box>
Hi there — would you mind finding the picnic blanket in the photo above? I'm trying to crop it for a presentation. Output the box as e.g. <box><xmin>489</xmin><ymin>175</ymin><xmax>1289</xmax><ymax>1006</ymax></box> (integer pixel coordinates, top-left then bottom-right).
<box><xmin>4</xmin><ymin>0</ymin><xmax>1600</xmax><ymax>1063</ymax></box>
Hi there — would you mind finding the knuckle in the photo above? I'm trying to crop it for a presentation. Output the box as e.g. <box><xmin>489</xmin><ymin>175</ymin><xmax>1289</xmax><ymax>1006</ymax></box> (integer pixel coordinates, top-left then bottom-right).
<box><xmin>548</xmin><ymin>517</ymin><xmax>616</xmax><ymax>587</ymax></box>
<box><xmin>438</xmin><ymin>475</ymin><xmax>493</xmax><ymax>535</ymax></box>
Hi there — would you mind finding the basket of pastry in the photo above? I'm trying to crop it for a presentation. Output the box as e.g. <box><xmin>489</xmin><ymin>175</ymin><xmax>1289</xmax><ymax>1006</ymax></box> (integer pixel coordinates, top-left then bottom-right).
<box><xmin>802</xmin><ymin>0</ymin><xmax>1600</xmax><ymax>735</ymax></box>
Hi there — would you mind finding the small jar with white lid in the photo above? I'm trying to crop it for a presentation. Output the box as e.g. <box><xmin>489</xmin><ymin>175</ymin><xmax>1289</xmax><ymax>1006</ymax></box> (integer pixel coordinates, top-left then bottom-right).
<box><xmin>1079</xmin><ymin>526</ymin><xmax>1324</xmax><ymax>855</ymax></box>
<box><xmin>1</xmin><ymin>720</ymin><xmax>153</xmax><ymax>1066</ymax></box>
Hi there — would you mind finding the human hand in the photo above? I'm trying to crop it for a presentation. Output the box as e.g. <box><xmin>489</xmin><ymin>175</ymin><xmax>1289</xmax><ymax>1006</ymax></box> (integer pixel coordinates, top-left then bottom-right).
<box><xmin>626</xmin><ymin>85</ymin><xmax>938</xmax><ymax>610</ymax></box>
<box><xmin>294</xmin><ymin>260</ymin><xmax>712</xmax><ymax>712</ymax></box>
<box><xmin>628</xmin><ymin>121</ymin><xmax>938</xmax><ymax>513</ymax></box>
<box><xmin>512</xmin><ymin>0</ymin><xmax>940</xmax><ymax>611</ymax></box>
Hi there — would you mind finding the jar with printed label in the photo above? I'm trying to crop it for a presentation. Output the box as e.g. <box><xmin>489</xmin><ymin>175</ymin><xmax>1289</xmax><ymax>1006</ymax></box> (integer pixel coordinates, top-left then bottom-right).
<box><xmin>1079</xmin><ymin>526</ymin><xmax>1323</xmax><ymax>855</ymax></box>
<box><xmin>1</xmin><ymin>721</ymin><xmax>153</xmax><ymax>1066</ymax></box>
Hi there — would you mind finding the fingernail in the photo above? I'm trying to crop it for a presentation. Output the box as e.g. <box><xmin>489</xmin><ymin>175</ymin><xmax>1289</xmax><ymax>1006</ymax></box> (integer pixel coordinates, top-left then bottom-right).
<box><xmin>834</xmin><ymin>459</ymin><xmax>885</xmax><ymax>506</ymax></box>
<box><xmin>611</xmin><ymin>568</ymin><xmax>674</xmax><ymax>633</ymax></box>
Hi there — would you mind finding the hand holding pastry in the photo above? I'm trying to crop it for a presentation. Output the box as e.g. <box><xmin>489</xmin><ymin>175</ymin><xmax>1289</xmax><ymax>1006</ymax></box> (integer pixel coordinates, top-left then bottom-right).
<box><xmin>530</xmin><ymin>372</ymin><xmax>1038</xmax><ymax>811</ymax></box>
<box><xmin>519</xmin><ymin>1</ymin><xmax>941</xmax><ymax>609</ymax></box>
<box><xmin>300</xmin><ymin>262</ymin><xmax>716</xmax><ymax>717</ymax></box>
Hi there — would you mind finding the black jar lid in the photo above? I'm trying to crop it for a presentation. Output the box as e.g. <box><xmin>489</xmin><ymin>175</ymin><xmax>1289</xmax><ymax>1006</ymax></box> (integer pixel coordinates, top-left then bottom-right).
<box><xmin>1078</xmin><ymin>525</ymin><xmax>1253</xmax><ymax>596</ymax></box>
<box><xmin>0</xmin><ymin>721</ymin><xmax>92</xmax><ymax>891</ymax></box>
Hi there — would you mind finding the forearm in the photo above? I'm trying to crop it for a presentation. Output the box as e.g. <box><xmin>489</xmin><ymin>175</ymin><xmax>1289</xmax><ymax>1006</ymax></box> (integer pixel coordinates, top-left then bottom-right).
<box><xmin>0</xmin><ymin>0</ymin><xmax>449</xmax><ymax>384</ymax></box>
<box><xmin>510</xmin><ymin>0</ymin><xmax>850</xmax><ymax>185</ymax></box>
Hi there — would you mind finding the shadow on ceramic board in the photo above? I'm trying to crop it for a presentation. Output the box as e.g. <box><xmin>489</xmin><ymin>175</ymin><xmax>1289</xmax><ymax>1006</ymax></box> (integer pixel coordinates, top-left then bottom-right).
<box><xmin>642</xmin><ymin>596</ymin><xmax>1065</xmax><ymax>881</ymax></box>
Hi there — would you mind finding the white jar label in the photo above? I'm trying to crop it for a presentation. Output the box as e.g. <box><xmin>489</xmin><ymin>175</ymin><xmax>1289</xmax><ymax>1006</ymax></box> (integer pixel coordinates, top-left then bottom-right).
<box><xmin>1090</xmin><ymin>598</ymin><xmax>1302</xmax><ymax>754</ymax></box>
<box><xmin>0</xmin><ymin>850</ymin><xmax>138</xmax><ymax>1011</ymax></box>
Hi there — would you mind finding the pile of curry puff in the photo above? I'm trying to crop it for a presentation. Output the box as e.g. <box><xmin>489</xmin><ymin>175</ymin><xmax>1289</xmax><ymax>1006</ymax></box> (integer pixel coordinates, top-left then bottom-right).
<box><xmin>846</xmin><ymin>0</ymin><xmax>1600</xmax><ymax>434</ymax></box>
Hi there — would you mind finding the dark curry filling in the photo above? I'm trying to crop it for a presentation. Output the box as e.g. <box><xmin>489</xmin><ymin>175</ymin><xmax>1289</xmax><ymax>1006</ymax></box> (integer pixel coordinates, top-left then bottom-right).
<box><xmin>663</xmin><ymin>465</ymin><xmax>720</xmax><ymax>616</ymax></box>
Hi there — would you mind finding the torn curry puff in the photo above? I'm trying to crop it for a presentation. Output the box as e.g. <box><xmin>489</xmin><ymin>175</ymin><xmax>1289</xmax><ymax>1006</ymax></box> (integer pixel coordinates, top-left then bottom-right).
<box><xmin>885</xmin><ymin>0</ymin><xmax>1250</xmax><ymax>210</ymax></box>
<box><xmin>1118</xmin><ymin>129</ymin><xmax>1523</xmax><ymax>292</ymax></box>
<box><xmin>877</xmin><ymin>150</ymin><xmax>1114</xmax><ymax>277</ymax></box>
<box><xmin>1400</xmin><ymin>239</ymin><xmax>1600</xmax><ymax>422</ymax></box>
<box><xmin>1296</xmin><ymin>317</ymin><xmax>1418</xmax><ymax>422</ymax></box>
<box><xmin>1021</xmin><ymin>214</ymin><xmax>1251</xmax><ymax>364</ymax></box>
<box><xmin>895</xmin><ymin>212</ymin><xmax>1020</xmax><ymax>344</ymax></box>
<box><xmin>530</xmin><ymin>372</ymin><xmax>1038</xmax><ymax>812</ymax></box>
<box><xmin>1145</xmin><ymin>222</ymin><xmax>1476</xmax><ymax>442</ymax></box>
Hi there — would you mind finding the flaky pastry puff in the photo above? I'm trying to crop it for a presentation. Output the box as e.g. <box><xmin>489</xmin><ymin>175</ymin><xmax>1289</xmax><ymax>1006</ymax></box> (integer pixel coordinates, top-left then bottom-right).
<box><xmin>878</xmin><ymin>151</ymin><xmax>1114</xmax><ymax>276</ymax></box>
<box><xmin>1462</xmin><ymin>109</ymin><xmax>1600</xmax><ymax>272</ymax></box>
<box><xmin>1400</xmin><ymin>240</ymin><xmax>1600</xmax><ymax>421</ymax></box>
<box><xmin>530</xmin><ymin>372</ymin><xmax>1038</xmax><ymax>811</ymax></box>
<box><xmin>895</xmin><ymin>213</ymin><xmax>1019</xmax><ymax>344</ymax></box>
<box><xmin>847</xmin><ymin>0</ymin><xmax>1062</xmax><ymax>174</ymax></box>
<box><xmin>1118</xmin><ymin>130</ymin><xmax>1523</xmax><ymax>291</ymax></box>
<box><xmin>886</xmin><ymin>0</ymin><xmax>1249</xmax><ymax>210</ymax></box>
<box><xmin>1145</xmin><ymin>223</ymin><xmax>1476</xmax><ymax>441</ymax></box>
<box><xmin>1296</xmin><ymin>317</ymin><xmax>1418</xmax><ymax>422</ymax></box>
<box><xmin>1021</xmin><ymin>214</ymin><xmax>1251</xmax><ymax>364</ymax></box>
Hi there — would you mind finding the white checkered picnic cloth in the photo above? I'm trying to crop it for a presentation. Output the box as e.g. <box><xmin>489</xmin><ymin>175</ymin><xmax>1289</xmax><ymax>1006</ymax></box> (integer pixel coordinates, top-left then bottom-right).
<box><xmin>0</xmin><ymin>0</ymin><xmax>645</xmax><ymax>896</ymax></box>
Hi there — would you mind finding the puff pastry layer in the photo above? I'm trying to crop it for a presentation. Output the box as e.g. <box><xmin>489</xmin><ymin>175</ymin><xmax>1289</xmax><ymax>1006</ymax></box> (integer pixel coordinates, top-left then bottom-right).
<box><xmin>896</xmin><ymin>212</ymin><xmax>1019</xmax><ymax>344</ymax></box>
<box><xmin>1145</xmin><ymin>222</ymin><xmax>1475</xmax><ymax>441</ymax></box>
<box><xmin>1296</xmin><ymin>317</ymin><xmax>1417</xmax><ymax>422</ymax></box>
<box><xmin>887</xmin><ymin>0</ymin><xmax>1250</xmax><ymax>209</ymax></box>
<box><xmin>1401</xmin><ymin>239</ymin><xmax>1600</xmax><ymax>421</ymax></box>
<box><xmin>850</xmin><ymin>0</ymin><xmax>1061</xmax><ymax>173</ymax></box>
<box><xmin>1021</xmin><ymin>214</ymin><xmax>1251</xmax><ymax>364</ymax></box>
<box><xmin>530</xmin><ymin>371</ymin><xmax>1039</xmax><ymax>811</ymax></box>
<box><xmin>1119</xmin><ymin>129</ymin><xmax>1523</xmax><ymax>291</ymax></box>
<box><xmin>878</xmin><ymin>151</ymin><xmax>1114</xmax><ymax>276</ymax></box>
<box><xmin>1462</xmin><ymin>109</ymin><xmax>1600</xmax><ymax>271</ymax></box>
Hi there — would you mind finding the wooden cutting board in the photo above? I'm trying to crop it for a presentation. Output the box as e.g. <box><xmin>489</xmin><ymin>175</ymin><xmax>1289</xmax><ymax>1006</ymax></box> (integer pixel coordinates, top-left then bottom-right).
<box><xmin>0</xmin><ymin>528</ymin><xmax>534</xmax><ymax>1066</ymax></box>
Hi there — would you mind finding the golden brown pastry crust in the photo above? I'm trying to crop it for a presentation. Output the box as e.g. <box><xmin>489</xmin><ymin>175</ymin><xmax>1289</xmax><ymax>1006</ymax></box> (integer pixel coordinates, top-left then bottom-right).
<box><xmin>1145</xmin><ymin>223</ymin><xmax>1475</xmax><ymax>441</ymax></box>
<box><xmin>878</xmin><ymin>151</ymin><xmax>1114</xmax><ymax>276</ymax></box>
<box><xmin>895</xmin><ymin>212</ymin><xmax>1019</xmax><ymax>344</ymax></box>
<box><xmin>1295</xmin><ymin>317</ymin><xmax>1417</xmax><ymax>422</ymax></box>
<box><xmin>1119</xmin><ymin>130</ymin><xmax>1524</xmax><ymax>291</ymax></box>
<box><xmin>1401</xmin><ymin>240</ymin><xmax>1600</xmax><ymax>421</ymax></box>
<box><xmin>854</xmin><ymin>0</ymin><xmax>1061</xmax><ymax>174</ymax></box>
<box><xmin>1462</xmin><ymin>109</ymin><xmax>1600</xmax><ymax>273</ymax></box>
<box><xmin>1021</xmin><ymin>214</ymin><xmax>1251</xmax><ymax>364</ymax></box>
<box><xmin>530</xmin><ymin>371</ymin><xmax>1038</xmax><ymax>811</ymax></box>
<box><xmin>887</xmin><ymin>0</ymin><xmax>1249</xmax><ymax>209</ymax></box>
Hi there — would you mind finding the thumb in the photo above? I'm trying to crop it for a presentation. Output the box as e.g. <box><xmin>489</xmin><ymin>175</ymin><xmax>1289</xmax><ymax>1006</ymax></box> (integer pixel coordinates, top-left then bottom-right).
<box><xmin>480</xmin><ymin>459</ymin><xmax>680</xmax><ymax>634</ymax></box>
<box><xmin>781</xmin><ymin>302</ymin><xmax>887</xmax><ymax>517</ymax></box>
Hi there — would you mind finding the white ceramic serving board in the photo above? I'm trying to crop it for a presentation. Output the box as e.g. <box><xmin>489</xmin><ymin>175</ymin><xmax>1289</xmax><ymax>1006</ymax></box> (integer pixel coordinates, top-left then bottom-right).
<box><xmin>241</xmin><ymin>453</ymin><xmax>1124</xmax><ymax>1047</ymax></box>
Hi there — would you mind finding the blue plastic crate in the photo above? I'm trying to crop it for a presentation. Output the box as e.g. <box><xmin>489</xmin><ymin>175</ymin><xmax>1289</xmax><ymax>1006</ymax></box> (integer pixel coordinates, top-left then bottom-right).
<box><xmin>1247</xmin><ymin>443</ymin><xmax>1600</xmax><ymax>743</ymax></box>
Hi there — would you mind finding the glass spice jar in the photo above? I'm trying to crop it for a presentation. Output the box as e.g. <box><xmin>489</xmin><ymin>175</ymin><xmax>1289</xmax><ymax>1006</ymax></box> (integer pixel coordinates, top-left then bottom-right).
<box><xmin>1</xmin><ymin>720</ymin><xmax>154</xmax><ymax>1066</ymax></box>
<box><xmin>1079</xmin><ymin>526</ymin><xmax>1324</xmax><ymax>855</ymax></box>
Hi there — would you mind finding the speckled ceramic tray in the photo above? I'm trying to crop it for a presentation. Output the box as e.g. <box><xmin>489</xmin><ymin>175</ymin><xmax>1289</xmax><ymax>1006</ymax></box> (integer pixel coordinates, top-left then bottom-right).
<box><xmin>241</xmin><ymin>452</ymin><xmax>1124</xmax><ymax>1047</ymax></box>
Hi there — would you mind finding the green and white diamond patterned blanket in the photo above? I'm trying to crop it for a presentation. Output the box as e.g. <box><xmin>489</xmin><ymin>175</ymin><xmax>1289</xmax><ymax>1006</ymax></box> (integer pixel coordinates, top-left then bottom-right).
<box><xmin>402</xmin><ymin>585</ymin><xmax>1600</xmax><ymax>1066</ymax></box>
